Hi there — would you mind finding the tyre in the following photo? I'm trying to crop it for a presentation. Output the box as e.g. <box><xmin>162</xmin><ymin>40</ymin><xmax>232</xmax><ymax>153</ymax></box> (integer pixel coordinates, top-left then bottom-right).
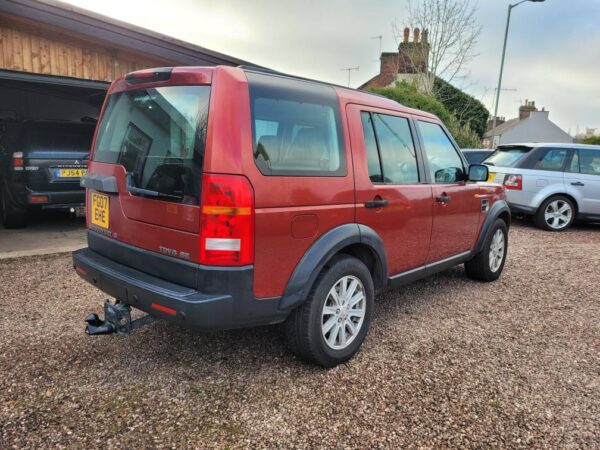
<box><xmin>1</xmin><ymin>188</ymin><xmax>27</xmax><ymax>229</ymax></box>
<box><xmin>465</xmin><ymin>218</ymin><xmax>508</xmax><ymax>282</ymax></box>
<box><xmin>534</xmin><ymin>195</ymin><xmax>575</xmax><ymax>231</ymax></box>
<box><xmin>285</xmin><ymin>255</ymin><xmax>374</xmax><ymax>367</ymax></box>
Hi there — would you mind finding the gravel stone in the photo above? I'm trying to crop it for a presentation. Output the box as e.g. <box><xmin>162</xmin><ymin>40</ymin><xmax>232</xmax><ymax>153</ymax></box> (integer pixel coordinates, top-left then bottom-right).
<box><xmin>0</xmin><ymin>221</ymin><xmax>598</xmax><ymax>448</ymax></box>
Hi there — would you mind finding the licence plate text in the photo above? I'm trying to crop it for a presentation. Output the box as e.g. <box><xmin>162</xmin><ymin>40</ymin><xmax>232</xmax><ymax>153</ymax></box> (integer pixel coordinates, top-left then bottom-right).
<box><xmin>91</xmin><ymin>192</ymin><xmax>109</xmax><ymax>229</ymax></box>
<box><xmin>59</xmin><ymin>168</ymin><xmax>87</xmax><ymax>178</ymax></box>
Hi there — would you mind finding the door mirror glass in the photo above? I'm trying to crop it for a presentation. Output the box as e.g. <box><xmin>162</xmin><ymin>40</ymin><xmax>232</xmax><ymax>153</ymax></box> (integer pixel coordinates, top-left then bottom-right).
<box><xmin>468</xmin><ymin>164</ymin><xmax>489</xmax><ymax>182</ymax></box>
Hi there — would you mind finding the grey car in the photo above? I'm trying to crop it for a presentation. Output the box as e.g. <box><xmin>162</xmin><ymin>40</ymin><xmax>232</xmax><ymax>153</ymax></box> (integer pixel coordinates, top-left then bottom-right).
<box><xmin>484</xmin><ymin>143</ymin><xmax>600</xmax><ymax>231</ymax></box>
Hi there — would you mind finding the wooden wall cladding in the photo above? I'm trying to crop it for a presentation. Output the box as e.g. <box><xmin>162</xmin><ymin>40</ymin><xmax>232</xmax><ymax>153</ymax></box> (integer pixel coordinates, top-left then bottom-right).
<box><xmin>0</xmin><ymin>15</ymin><xmax>170</xmax><ymax>82</ymax></box>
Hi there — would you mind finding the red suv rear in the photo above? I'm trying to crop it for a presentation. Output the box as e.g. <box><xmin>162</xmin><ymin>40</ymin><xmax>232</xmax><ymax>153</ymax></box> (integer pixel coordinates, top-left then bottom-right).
<box><xmin>74</xmin><ymin>66</ymin><xmax>510</xmax><ymax>367</ymax></box>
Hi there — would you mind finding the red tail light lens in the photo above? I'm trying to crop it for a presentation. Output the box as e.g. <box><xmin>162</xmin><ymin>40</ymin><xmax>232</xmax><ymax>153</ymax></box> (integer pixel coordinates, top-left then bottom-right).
<box><xmin>503</xmin><ymin>174</ymin><xmax>522</xmax><ymax>190</ymax></box>
<box><xmin>12</xmin><ymin>152</ymin><xmax>24</xmax><ymax>170</ymax></box>
<box><xmin>199</xmin><ymin>174</ymin><xmax>254</xmax><ymax>266</ymax></box>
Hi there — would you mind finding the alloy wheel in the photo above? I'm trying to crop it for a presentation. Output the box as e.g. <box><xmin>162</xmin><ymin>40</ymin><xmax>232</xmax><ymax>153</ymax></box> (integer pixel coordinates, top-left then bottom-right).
<box><xmin>544</xmin><ymin>200</ymin><xmax>572</xmax><ymax>230</ymax></box>
<box><xmin>488</xmin><ymin>229</ymin><xmax>505</xmax><ymax>273</ymax></box>
<box><xmin>321</xmin><ymin>275</ymin><xmax>366</xmax><ymax>350</ymax></box>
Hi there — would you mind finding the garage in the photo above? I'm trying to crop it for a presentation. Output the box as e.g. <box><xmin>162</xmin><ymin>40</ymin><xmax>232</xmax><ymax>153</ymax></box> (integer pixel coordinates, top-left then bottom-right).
<box><xmin>0</xmin><ymin>0</ymin><xmax>251</xmax><ymax>230</ymax></box>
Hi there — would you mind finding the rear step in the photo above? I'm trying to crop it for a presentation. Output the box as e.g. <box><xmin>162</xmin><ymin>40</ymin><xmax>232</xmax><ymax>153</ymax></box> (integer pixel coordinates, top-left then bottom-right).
<box><xmin>85</xmin><ymin>299</ymin><xmax>156</xmax><ymax>335</ymax></box>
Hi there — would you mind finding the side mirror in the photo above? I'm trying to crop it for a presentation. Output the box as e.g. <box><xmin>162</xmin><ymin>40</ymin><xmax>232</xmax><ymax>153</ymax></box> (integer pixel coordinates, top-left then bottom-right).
<box><xmin>468</xmin><ymin>164</ymin><xmax>489</xmax><ymax>182</ymax></box>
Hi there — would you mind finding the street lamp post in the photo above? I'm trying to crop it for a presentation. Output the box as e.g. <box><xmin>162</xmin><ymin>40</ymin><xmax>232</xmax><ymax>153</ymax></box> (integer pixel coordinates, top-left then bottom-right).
<box><xmin>491</xmin><ymin>0</ymin><xmax>546</xmax><ymax>139</ymax></box>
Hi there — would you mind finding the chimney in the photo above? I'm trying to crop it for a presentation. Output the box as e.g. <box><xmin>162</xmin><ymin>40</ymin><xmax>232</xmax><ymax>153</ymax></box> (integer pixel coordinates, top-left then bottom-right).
<box><xmin>488</xmin><ymin>117</ymin><xmax>505</xmax><ymax>131</ymax></box>
<box><xmin>413</xmin><ymin>27</ymin><xmax>420</xmax><ymax>43</ymax></box>
<box><xmin>422</xmin><ymin>29</ymin><xmax>429</xmax><ymax>45</ymax></box>
<box><xmin>519</xmin><ymin>99</ymin><xmax>538</xmax><ymax>120</ymax></box>
<box><xmin>379</xmin><ymin>53</ymin><xmax>399</xmax><ymax>86</ymax></box>
<box><xmin>403</xmin><ymin>27</ymin><xmax>410</xmax><ymax>43</ymax></box>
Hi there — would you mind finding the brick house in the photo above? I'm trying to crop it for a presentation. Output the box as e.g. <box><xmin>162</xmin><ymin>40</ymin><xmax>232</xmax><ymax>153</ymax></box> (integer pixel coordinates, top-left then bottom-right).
<box><xmin>359</xmin><ymin>27</ymin><xmax>431</xmax><ymax>91</ymax></box>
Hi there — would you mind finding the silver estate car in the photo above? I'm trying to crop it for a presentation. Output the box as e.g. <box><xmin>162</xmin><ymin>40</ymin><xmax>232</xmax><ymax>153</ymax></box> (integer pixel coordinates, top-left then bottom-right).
<box><xmin>484</xmin><ymin>143</ymin><xmax>600</xmax><ymax>231</ymax></box>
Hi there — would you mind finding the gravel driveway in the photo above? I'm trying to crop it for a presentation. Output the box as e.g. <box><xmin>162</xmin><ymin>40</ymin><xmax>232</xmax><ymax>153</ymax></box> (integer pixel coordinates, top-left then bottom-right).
<box><xmin>1</xmin><ymin>222</ymin><xmax>598</xmax><ymax>448</ymax></box>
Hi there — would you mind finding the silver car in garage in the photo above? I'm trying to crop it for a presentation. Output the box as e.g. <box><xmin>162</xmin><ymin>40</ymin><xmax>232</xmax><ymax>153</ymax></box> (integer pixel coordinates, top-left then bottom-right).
<box><xmin>483</xmin><ymin>143</ymin><xmax>600</xmax><ymax>231</ymax></box>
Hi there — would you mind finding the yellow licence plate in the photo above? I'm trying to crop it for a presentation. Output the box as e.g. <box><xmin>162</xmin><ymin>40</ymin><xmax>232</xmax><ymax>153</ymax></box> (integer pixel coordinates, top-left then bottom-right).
<box><xmin>487</xmin><ymin>172</ymin><xmax>496</xmax><ymax>183</ymax></box>
<box><xmin>91</xmin><ymin>192</ymin><xmax>109</xmax><ymax>229</ymax></box>
<box><xmin>60</xmin><ymin>168</ymin><xmax>87</xmax><ymax>178</ymax></box>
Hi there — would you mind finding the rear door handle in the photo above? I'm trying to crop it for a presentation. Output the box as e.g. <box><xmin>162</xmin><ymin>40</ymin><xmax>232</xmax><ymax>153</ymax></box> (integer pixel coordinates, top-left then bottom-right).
<box><xmin>364</xmin><ymin>199</ymin><xmax>388</xmax><ymax>208</ymax></box>
<box><xmin>571</xmin><ymin>181</ymin><xmax>585</xmax><ymax>186</ymax></box>
<box><xmin>435</xmin><ymin>195</ymin><xmax>451</xmax><ymax>203</ymax></box>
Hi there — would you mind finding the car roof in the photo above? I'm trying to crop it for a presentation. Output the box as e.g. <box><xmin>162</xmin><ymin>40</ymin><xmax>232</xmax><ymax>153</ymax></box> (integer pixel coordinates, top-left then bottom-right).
<box><xmin>461</xmin><ymin>149</ymin><xmax>492</xmax><ymax>152</ymax></box>
<box><xmin>498</xmin><ymin>142</ymin><xmax>600</xmax><ymax>150</ymax></box>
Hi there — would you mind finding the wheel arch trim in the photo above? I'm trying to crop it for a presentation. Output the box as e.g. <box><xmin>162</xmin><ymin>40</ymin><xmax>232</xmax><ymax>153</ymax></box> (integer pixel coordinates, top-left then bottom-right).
<box><xmin>475</xmin><ymin>200</ymin><xmax>511</xmax><ymax>254</ymax></box>
<box><xmin>279</xmin><ymin>223</ymin><xmax>388</xmax><ymax>311</ymax></box>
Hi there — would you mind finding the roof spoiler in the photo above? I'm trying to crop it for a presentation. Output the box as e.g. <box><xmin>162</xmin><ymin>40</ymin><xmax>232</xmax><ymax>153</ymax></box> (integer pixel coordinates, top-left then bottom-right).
<box><xmin>125</xmin><ymin>67</ymin><xmax>173</xmax><ymax>84</ymax></box>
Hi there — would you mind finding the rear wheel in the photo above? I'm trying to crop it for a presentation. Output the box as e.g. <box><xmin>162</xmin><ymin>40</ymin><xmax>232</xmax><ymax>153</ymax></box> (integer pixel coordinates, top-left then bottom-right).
<box><xmin>465</xmin><ymin>218</ymin><xmax>508</xmax><ymax>282</ymax></box>
<box><xmin>535</xmin><ymin>195</ymin><xmax>575</xmax><ymax>231</ymax></box>
<box><xmin>1</xmin><ymin>188</ymin><xmax>27</xmax><ymax>229</ymax></box>
<box><xmin>285</xmin><ymin>255</ymin><xmax>374</xmax><ymax>367</ymax></box>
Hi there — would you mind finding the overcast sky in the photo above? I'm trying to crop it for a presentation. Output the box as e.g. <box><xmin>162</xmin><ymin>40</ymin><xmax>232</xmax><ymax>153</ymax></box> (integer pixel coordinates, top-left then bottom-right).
<box><xmin>64</xmin><ymin>0</ymin><xmax>600</xmax><ymax>135</ymax></box>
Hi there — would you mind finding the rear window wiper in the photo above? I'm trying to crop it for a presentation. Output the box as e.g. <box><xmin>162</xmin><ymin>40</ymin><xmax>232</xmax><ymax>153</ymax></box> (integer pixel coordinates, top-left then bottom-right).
<box><xmin>125</xmin><ymin>172</ymin><xmax>183</xmax><ymax>201</ymax></box>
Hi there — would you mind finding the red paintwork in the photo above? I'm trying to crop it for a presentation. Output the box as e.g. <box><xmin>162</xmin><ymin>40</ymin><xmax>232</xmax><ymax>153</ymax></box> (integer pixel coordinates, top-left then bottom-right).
<box><xmin>87</xmin><ymin>66</ymin><xmax>505</xmax><ymax>300</ymax></box>
<box><xmin>345</xmin><ymin>103</ymin><xmax>433</xmax><ymax>274</ymax></box>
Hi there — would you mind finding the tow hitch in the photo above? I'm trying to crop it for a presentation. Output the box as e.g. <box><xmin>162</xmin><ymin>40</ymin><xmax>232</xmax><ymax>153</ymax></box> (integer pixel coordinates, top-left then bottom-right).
<box><xmin>85</xmin><ymin>299</ymin><xmax>156</xmax><ymax>335</ymax></box>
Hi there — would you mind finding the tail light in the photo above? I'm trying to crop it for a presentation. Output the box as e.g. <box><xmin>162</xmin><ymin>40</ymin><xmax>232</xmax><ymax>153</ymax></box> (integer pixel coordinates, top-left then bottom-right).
<box><xmin>12</xmin><ymin>152</ymin><xmax>24</xmax><ymax>171</ymax></box>
<box><xmin>29</xmin><ymin>195</ymin><xmax>49</xmax><ymax>204</ymax></box>
<box><xmin>199</xmin><ymin>174</ymin><xmax>254</xmax><ymax>266</ymax></box>
<box><xmin>503</xmin><ymin>174</ymin><xmax>522</xmax><ymax>190</ymax></box>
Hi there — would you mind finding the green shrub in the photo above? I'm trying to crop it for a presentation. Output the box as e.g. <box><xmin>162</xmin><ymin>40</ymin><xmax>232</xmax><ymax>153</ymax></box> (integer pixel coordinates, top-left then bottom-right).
<box><xmin>368</xmin><ymin>81</ymin><xmax>482</xmax><ymax>148</ymax></box>
<box><xmin>582</xmin><ymin>135</ymin><xmax>600</xmax><ymax>145</ymax></box>
<box><xmin>434</xmin><ymin>78</ymin><xmax>490</xmax><ymax>138</ymax></box>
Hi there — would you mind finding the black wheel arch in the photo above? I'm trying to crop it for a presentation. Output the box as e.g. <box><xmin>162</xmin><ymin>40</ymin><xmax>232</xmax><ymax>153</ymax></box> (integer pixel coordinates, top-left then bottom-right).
<box><xmin>279</xmin><ymin>224</ymin><xmax>388</xmax><ymax>310</ymax></box>
<box><xmin>475</xmin><ymin>200</ymin><xmax>511</xmax><ymax>254</ymax></box>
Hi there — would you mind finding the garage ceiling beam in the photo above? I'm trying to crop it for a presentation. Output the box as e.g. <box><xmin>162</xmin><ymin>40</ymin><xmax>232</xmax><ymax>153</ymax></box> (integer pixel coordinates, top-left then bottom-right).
<box><xmin>0</xmin><ymin>69</ymin><xmax>109</xmax><ymax>90</ymax></box>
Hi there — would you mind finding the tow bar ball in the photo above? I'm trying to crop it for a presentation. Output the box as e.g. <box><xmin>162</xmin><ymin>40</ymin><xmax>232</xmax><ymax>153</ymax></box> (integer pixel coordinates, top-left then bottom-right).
<box><xmin>85</xmin><ymin>299</ymin><xmax>155</xmax><ymax>335</ymax></box>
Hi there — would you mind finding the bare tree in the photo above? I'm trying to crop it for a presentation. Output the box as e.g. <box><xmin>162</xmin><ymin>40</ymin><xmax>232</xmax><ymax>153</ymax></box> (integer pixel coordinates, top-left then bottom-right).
<box><xmin>393</xmin><ymin>0</ymin><xmax>481</xmax><ymax>96</ymax></box>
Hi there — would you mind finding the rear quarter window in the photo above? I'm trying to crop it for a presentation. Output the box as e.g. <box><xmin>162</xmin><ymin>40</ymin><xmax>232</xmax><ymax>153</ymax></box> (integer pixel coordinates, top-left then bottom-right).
<box><xmin>246</xmin><ymin>71</ymin><xmax>346</xmax><ymax>177</ymax></box>
<box><xmin>484</xmin><ymin>146</ymin><xmax>532</xmax><ymax>167</ymax></box>
<box><xmin>532</xmin><ymin>148</ymin><xmax>569</xmax><ymax>171</ymax></box>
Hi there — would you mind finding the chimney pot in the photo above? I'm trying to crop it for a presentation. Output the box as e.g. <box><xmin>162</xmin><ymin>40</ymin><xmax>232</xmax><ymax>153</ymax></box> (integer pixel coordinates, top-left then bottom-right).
<box><xmin>422</xmin><ymin>29</ymin><xmax>428</xmax><ymax>44</ymax></box>
<box><xmin>519</xmin><ymin>99</ymin><xmax>538</xmax><ymax>120</ymax></box>
<box><xmin>413</xmin><ymin>28</ymin><xmax>420</xmax><ymax>43</ymax></box>
<box><xmin>403</xmin><ymin>27</ymin><xmax>410</xmax><ymax>43</ymax></box>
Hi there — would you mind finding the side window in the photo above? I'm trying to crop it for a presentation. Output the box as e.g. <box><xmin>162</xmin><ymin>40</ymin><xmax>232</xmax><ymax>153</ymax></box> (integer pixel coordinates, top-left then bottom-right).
<box><xmin>255</xmin><ymin>119</ymin><xmax>279</xmax><ymax>143</ymax></box>
<box><xmin>568</xmin><ymin>150</ymin><xmax>580</xmax><ymax>173</ymax></box>
<box><xmin>533</xmin><ymin>148</ymin><xmax>569</xmax><ymax>171</ymax></box>
<box><xmin>418</xmin><ymin>121</ymin><xmax>465</xmax><ymax>183</ymax></box>
<box><xmin>360</xmin><ymin>112</ymin><xmax>383</xmax><ymax>183</ymax></box>
<box><xmin>360</xmin><ymin>112</ymin><xmax>419</xmax><ymax>184</ymax></box>
<box><xmin>578</xmin><ymin>148</ymin><xmax>600</xmax><ymax>175</ymax></box>
<box><xmin>372</xmin><ymin>114</ymin><xmax>419</xmax><ymax>184</ymax></box>
<box><xmin>247</xmin><ymin>72</ymin><xmax>346</xmax><ymax>176</ymax></box>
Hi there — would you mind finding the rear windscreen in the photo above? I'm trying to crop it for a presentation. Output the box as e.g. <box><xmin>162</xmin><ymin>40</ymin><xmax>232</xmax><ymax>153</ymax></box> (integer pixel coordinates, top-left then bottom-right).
<box><xmin>25</xmin><ymin>126</ymin><xmax>95</xmax><ymax>152</ymax></box>
<box><xmin>93</xmin><ymin>85</ymin><xmax>210</xmax><ymax>204</ymax></box>
<box><xmin>483</xmin><ymin>146</ymin><xmax>532</xmax><ymax>167</ymax></box>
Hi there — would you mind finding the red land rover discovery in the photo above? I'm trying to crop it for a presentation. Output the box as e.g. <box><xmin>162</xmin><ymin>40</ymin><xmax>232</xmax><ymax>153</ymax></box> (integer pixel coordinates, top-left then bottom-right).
<box><xmin>74</xmin><ymin>66</ymin><xmax>509</xmax><ymax>367</ymax></box>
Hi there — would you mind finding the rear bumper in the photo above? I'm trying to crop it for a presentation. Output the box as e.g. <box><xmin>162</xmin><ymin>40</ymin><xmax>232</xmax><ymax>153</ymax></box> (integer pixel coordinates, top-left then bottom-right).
<box><xmin>73</xmin><ymin>237</ymin><xmax>287</xmax><ymax>331</ymax></box>
<box><xmin>507</xmin><ymin>202</ymin><xmax>536</xmax><ymax>215</ymax></box>
<box><xmin>25</xmin><ymin>187</ymin><xmax>85</xmax><ymax>208</ymax></box>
